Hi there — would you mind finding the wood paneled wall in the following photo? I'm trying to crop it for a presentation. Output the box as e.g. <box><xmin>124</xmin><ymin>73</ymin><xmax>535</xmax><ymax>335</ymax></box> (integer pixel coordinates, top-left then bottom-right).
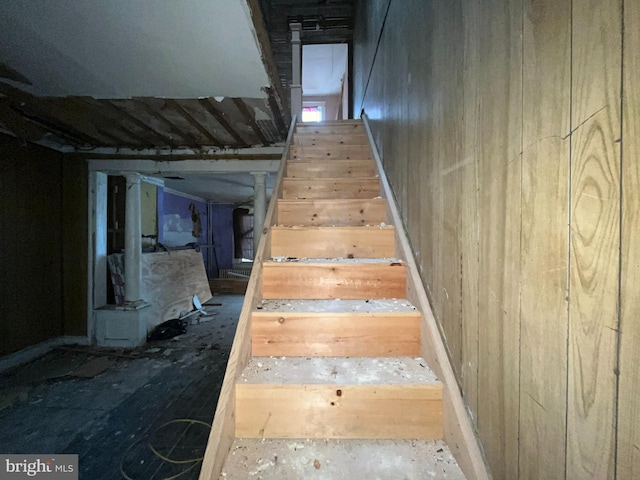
<box><xmin>0</xmin><ymin>136</ymin><xmax>64</xmax><ymax>355</ymax></box>
<box><xmin>354</xmin><ymin>0</ymin><xmax>638</xmax><ymax>478</ymax></box>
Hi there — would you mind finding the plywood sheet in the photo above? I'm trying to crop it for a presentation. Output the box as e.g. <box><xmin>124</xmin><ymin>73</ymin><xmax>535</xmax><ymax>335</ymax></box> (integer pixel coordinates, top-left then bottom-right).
<box><xmin>261</xmin><ymin>261</ymin><xmax>406</xmax><ymax>299</ymax></box>
<box><xmin>251</xmin><ymin>311</ymin><xmax>421</xmax><ymax>357</ymax></box>
<box><xmin>140</xmin><ymin>249</ymin><xmax>212</xmax><ymax>328</ymax></box>
<box><xmin>277</xmin><ymin>198</ymin><xmax>387</xmax><ymax>226</ymax></box>
<box><xmin>236</xmin><ymin>384</ymin><xmax>442</xmax><ymax>439</ymax></box>
<box><xmin>271</xmin><ymin>225</ymin><xmax>396</xmax><ymax>258</ymax></box>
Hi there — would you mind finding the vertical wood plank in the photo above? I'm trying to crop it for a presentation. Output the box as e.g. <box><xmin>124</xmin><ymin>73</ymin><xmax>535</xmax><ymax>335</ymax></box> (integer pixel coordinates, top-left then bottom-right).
<box><xmin>519</xmin><ymin>1</ymin><xmax>571</xmax><ymax>478</ymax></box>
<box><xmin>460</xmin><ymin>0</ymin><xmax>481</xmax><ymax>424</ymax></box>
<box><xmin>567</xmin><ymin>1</ymin><xmax>621</xmax><ymax>478</ymax></box>
<box><xmin>434</xmin><ymin>0</ymin><xmax>465</xmax><ymax>378</ymax></box>
<box><xmin>617</xmin><ymin>0</ymin><xmax>640</xmax><ymax>477</ymax></box>
<box><xmin>476</xmin><ymin>0</ymin><xmax>522</xmax><ymax>478</ymax></box>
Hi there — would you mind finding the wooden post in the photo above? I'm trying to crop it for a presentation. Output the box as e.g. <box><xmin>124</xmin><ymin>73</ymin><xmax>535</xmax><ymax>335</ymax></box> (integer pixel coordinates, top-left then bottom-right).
<box><xmin>290</xmin><ymin>22</ymin><xmax>303</xmax><ymax>119</ymax></box>
<box><xmin>124</xmin><ymin>173</ymin><xmax>143</xmax><ymax>304</ymax></box>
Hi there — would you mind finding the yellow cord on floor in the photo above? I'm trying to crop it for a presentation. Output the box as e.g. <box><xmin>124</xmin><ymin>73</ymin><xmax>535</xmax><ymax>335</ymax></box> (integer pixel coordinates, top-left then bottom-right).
<box><xmin>120</xmin><ymin>418</ymin><xmax>212</xmax><ymax>480</ymax></box>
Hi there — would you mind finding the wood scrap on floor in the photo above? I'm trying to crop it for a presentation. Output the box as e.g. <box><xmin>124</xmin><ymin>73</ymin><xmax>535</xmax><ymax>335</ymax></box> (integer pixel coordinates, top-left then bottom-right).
<box><xmin>140</xmin><ymin>248</ymin><xmax>212</xmax><ymax>329</ymax></box>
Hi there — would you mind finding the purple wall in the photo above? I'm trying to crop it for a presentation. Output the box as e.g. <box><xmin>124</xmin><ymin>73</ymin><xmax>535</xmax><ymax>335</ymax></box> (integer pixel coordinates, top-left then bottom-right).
<box><xmin>159</xmin><ymin>189</ymin><xmax>208</xmax><ymax>271</ymax></box>
<box><xmin>209</xmin><ymin>203</ymin><xmax>234</xmax><ymax>277</ymax></box>
<box><xmin>156</xmin><ymin>189</ymin><xmax>235</xmax><ymax>279</ymax></box>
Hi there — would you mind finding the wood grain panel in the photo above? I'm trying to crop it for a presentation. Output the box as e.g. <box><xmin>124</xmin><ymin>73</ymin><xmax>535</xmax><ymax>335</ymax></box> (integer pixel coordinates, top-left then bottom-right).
<box><xmin>236</xmin><ymin>384</ymin><xmax>443</xmax><ymax>439</ymax></box>
<box><xmin>475</xmin><ymin>1</ymin><xmax>522</xmax><ymax>479</ymax></box>
<box><xmin>460</xmin><ymin>0</ymin><xmax>480</xmax><ymax>424</ymax></box>
<box><xmin>271</xmin><ymin>225</ymin><xmax>396</xmax><ymax>258</ymax></box>
<box><xmin>433</xmin><ymin>0</ymin><xmax>464</xmax><ymax>385</ymax></box>
<box><xmin>519</xmin><ymin>1</ymin><xmax>571</xmax><ymax>478</ymax></box>
<box><xmin>289</xmin><ymin>144</ymin><xmax>372</xmax><ymax>160</ymax></box>
<box><xmin>262</xmin><ymin>261</ymin><xmax>406</xmax><ymax>299</ymax></box>
<box><xmin>567</xmin><ymin>1</ymin><xmax>621</xmax><ymax>478</ymax></box>
<box><xmin>282</xmin><ymin>177</ymin><xmax>380</xmax><ymax>199</ymax></box>
<box><xmin>618</xmin><ymin>1</ymin><xmax>640</xmax><ymax>477</ymax></box>
<box><xmin>277</xmin><ymin>198</ymin><xmax>387</xmax><ymax>226</ymax></box>
<box><xmin>286</xmin><ymin>159</ymin><xmax>376</xmax><ymax>178</ymax></box>
<box><xmin>251</xmin><ymin>311</ymin><xmax>421</xmax><ymax>357</ymax></box>
<box><xmin>139</xmin><ymin>249</ymin><xmax>212</xmax><ymax>328</ymax></box>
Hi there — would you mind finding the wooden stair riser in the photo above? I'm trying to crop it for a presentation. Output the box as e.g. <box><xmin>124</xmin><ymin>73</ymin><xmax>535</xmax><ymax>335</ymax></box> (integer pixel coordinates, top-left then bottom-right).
<box><xmin>286</xmin><ymin>159</ymin><xmax>377</xmax><ymax>178</ymax></box>
<box><xmin>261</xmin><ymin>262</ymin><xmax>406</xmax><ymax>299</ymax></box>
<box><xmin>235</xmin><ymin>384</ymin><xmax>443</xmax><ymax>439</ymax></box>
<box><xmin>282</xmin><ymin>177</ymin><xmax>381</xmax><ymax>200</ymax></box>
<box><xmin>271</xmin><ymin>226</ymin><xmax>396</xmax><ymax>258</ymax></box>
<box><xmin>289</xmin><ymin>145</ymin><xmax>372</xmax><ymax>160</ymax></box>
<box><xmin>293</xmin><ymin>133</ymin><xmax>369</xmax><ymax>146</ymax></box>
<box><xmin>251</xmin><ymin>311</ymin><xmax>421</xmax><ymax>357</ymax></box>
<box><xmin>295</xmin><ymin>122</ymin><xmax>365</xmax><ymax>135</ymax></box>
<box><xmin>277</xmin><ymin>199</ymin><xmax>387</xmax><ymax>226</ymax></box>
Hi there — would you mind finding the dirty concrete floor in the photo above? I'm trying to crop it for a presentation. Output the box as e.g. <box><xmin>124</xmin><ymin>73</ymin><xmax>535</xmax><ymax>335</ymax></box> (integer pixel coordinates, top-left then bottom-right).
<box><xmin>0</xmin><ymin>294</ymin><xmax>243</xmax><ymax>480</ymax></box>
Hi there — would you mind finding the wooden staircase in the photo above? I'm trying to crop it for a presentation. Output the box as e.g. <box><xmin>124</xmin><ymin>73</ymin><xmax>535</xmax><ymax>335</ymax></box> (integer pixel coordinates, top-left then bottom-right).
<box><xmin>199</xmin><ymin>119</ymin><xmax>488</xmax><ymax>480</ymax></box>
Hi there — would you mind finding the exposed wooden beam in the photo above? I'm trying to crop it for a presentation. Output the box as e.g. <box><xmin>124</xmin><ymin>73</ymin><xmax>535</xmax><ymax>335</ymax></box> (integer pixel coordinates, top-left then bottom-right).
<box><xmin>0</xmin><ymin>98</ymin><xmax>49</xmax><ymax>143</ymax></box>
<box><xmin>247</xmin><ymin>0</ymin><xmax>291</xmax><ymax>130</ymax></box>
<box><xmin>166</xmin><ymin>99</ymin><xmax>224</xmax><ymax>148</ymax></box>
<box><xmin>49</xmin><ymin>97</ymin><xmax>137</xmax><ymax>147</ymax></box>
<box><xmin>0</xmin><ymin>82</ymin><xmax>107</xmax><ymax>146</ymax></box>
<box><xmin>102</xmin><ymin>100</ymin><xmax>179</xmax><ymax>148</ymax></box>
<box><xmin>198</xmin><ymin>98</ymin><xmax>249</xmax><ymax>147</ymax></box>
<box><xmin>233</xmin><ymin>98</ymin><xmax>270</xmax><ymax>146</ymax></box>
<box><xmin>132</xmin><ymin>98</ymin><xmax>201</xmax><ymax>147</ymax></box>
<box><xmin>69</xmin><ymin>152</ymin><xmax>282</xmax><ymax>161</ymax></box>
<box><xmin>265</xmin><ymin>86</ymin><xmax>288</xmax><ymax>136</ymax></box>
<box><xmin>75</xmin><ymin>97</ymin><xmax>157</xmax><ymax>148</ymax></box>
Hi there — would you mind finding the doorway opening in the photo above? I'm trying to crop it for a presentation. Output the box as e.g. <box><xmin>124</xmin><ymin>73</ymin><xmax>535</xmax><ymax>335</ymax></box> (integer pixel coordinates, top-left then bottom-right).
<box><xmin>302</xmin><ymin>43</ymin><xmax>349</xmax><ymax>122</ymax></box>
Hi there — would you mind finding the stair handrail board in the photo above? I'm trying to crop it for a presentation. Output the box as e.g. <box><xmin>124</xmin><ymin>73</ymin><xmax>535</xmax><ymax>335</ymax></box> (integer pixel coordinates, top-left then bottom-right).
<box><xmin>362</xmin><ymin>114</ymin><xmax>489</xmax><ymax>480</ymax></box>
<box><xmin>198</xmin><ymin>115</ymin><xmax>296</xmax><ymax>480</ymax></box>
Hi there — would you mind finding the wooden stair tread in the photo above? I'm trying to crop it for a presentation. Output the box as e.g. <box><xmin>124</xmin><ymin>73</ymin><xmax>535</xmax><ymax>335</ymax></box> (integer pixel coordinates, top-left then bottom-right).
<box><xmin>239</xmin><ymin>356</ymin><xmax>439</xmax><ymax>385</ymax></box>
<box><xmin>286</xmin><ymin>159</ymin><xmax>376</xmax><ymax>178</ymax></box>
<box><xmin>220</xmin><ymin>438</ymin><xmax>466</xmax><ymax>479</ymax></box>
<box><xmin>257</xmin><ymin>298</ymin><xmax>417</xmax><ymax>313</ymax></box>
<box><xmin>277</xmin><ymin>198</ymin><xmax>387</xmax><ymax>227</ymax></box>
<box><xmin>267</xmin><ymin>257</ymin><xmax>402</xmax><ymax>264</ymax></box>
<box><xmin>282</xmin><ymin>176</ymin><xmax>380</xmax><ymax>200</ymax></box>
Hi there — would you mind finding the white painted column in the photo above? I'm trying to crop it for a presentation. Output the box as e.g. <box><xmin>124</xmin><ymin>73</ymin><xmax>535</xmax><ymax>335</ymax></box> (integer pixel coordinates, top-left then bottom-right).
<box><xmin>251</xmin><ymin>172</ymin><xmax>267</xmax><ymax>256</ymax></box>
<box><xmin>290</xmin><ymin>22</ymin><xmax>303</xmax><ymax>120</ymax></box>
<box><xmin>124</xmin><ymin>173</ymin><xmax>143</xmax><ymax>304</ymax></box>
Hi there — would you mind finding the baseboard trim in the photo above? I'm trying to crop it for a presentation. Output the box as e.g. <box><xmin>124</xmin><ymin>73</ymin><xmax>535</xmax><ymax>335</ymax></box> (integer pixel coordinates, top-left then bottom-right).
<box><xmin>0</xmin><ymin>335</ymin><xmax>91</xmax><ymax>373</ymax></box>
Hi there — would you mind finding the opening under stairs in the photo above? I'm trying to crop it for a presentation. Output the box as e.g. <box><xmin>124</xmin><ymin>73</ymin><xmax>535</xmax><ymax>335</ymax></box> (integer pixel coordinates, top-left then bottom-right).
<box><xmin>199</xmin><ymin>119</ymin><xmax>488</xmax><ymax>480</ymax></box>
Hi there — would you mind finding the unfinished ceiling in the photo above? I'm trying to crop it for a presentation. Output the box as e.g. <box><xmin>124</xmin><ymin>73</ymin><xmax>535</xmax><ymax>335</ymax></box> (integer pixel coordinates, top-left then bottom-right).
<box><xmin>259</xmin><ymin>0</ymin><xmax>355</xmax><ymax>111</ymax></box>
<box><xmin>0</xmin><ymin>0</ymin><xmax>355</xmax><ymax>204</ymax></box>
<box><xmin>0</xmin><ymin>0</ymin><xmax>288</xmax><ymax>151</ymax></box>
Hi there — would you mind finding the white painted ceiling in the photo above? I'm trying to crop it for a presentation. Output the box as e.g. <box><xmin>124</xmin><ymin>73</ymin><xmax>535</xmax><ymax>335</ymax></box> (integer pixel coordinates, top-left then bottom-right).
<box><xmin>0</xmin><ymin>0</ymin><xmax>270</xmax><ymax>98</ymax></box>
<box><xmin>161</xmin><ymin>172</ymin><xmax>276</xmax><ymax>206</ymax></box>
<box><xmin>303</xmin><ymin>43</ymin><xmax>348</xmax><ymax>96</ymax></box>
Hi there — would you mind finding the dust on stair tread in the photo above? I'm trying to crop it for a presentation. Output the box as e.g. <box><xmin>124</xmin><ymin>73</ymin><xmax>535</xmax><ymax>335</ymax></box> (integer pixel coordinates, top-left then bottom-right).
<box><xmin>239</xmin><ymin>357</ymin><xmax>439</xmax><ymax>385</ymax></box>
<box><xmin>257</xmin><ymin>298</ymin><xmax>417</xmax><ymax>314</ymax></box>
<box><xmin>220</xmin><ymin>438</ymin><xmax>466</xmax><ymax>480</ymax></box>
<box><xmin>268</xmin><ymin>257</ymin><xmax>403</xmax><ymax>264</ymax></box>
